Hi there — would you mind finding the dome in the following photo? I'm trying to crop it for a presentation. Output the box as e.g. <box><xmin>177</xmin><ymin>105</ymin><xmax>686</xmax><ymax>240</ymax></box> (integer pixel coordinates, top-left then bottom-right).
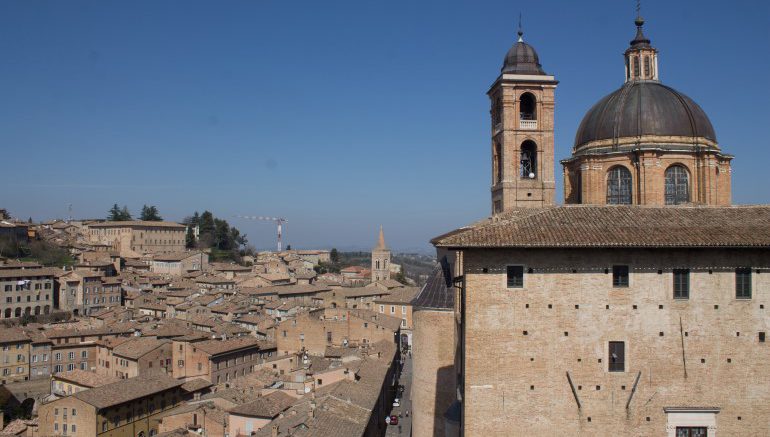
<box><xmin>502</xmin><ymin>34</ymin><xmax>546</xmax><ymax>75</ymax></box>
<box><xmin>574</xmin><ymin>81</ymin><xmax>717</xmax><ymax>149</ymax></box>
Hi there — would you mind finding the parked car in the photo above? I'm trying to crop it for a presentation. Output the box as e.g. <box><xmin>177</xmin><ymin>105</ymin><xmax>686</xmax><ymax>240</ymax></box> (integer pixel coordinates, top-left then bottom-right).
<box><xmin>389</xmin><ymin>415</ymin><xmax>399</xmax><ymax>425</ymax></box>
<box><xmin>393</xmin><ymin>398</ymin><xmax>400</xmax><ymax>407</ymax></box>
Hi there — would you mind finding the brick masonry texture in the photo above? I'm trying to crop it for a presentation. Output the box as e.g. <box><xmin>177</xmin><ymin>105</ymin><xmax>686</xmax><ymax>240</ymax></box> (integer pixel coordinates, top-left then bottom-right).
<box><xmin>460</xmin><ymin>247</ymin><xmax>770</xmax><ymax>436</ymax></box>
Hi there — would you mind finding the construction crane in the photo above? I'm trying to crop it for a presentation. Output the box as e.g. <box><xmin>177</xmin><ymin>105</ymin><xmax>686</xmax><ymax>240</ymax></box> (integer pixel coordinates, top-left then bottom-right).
<box><xmin>234</xmin><ymin>215</ymin><xmax>288</xmax><ymax>252</ymax></box>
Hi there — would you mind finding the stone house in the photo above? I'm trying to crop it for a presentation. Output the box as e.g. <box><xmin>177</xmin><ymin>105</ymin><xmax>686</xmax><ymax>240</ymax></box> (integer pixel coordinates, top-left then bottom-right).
<box><xmin>37</xmin><ymin>373</ymin><xmax>184</xmax><ymax>437</ymax></box>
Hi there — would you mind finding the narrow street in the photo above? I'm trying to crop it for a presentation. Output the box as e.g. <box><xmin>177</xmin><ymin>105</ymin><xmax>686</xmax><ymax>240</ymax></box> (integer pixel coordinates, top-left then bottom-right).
<box><xmin>386</xmin><ymin>350</ymin><xmax>413</xmax><ymax>436</ymax></box>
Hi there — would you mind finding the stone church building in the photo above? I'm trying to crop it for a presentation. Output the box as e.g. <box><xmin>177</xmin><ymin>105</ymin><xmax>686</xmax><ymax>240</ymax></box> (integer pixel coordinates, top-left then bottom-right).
<box><xmin>412</xmin><ymin>12</ymin><xmax>770</xmax><ymax>437</ymax></box>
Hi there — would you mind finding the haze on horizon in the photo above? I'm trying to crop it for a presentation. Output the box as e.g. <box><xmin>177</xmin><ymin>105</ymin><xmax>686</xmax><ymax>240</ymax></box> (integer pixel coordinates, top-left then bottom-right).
<box><xmin>1</xmin><ymin>0</ymin><xmax>768</xmax><ymax>251</ymax></box>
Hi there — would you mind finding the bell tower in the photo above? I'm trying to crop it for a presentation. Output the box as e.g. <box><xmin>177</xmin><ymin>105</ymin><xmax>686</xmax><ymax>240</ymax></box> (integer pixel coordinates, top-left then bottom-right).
<box><xmin>489</xmin><ymin>25</ymin><xmax>558</xmax><ymax>215</ymax></box>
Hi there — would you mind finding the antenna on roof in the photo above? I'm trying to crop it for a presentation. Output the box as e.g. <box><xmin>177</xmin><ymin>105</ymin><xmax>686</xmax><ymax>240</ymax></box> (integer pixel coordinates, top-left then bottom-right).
<box><xmin>517</xmin><ymin>13</ymin><xmax>523</xmax><ymax>42</ymax></box>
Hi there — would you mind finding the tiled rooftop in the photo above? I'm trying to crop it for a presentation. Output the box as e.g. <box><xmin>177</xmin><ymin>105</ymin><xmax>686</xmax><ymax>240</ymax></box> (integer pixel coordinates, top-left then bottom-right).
<box><xmin>432</xmin><ymin>205</ymin><xmax>770</xmax><ymax>248</ymax></box>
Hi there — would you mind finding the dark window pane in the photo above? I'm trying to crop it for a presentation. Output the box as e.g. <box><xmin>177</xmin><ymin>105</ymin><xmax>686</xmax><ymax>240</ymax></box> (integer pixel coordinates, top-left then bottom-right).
<box><xmin>736</xmin><ymin>268</ymin><xmax>752</xmax><ymax>299</ymax></box>
<box><xmin>607</xmin><ymin>167</ymin><xmax>632</xmax><ymax>205</ymax></box>
<box><xmin>665</xmin><ymin>166</ymin><xmax>690</xmax><ymax>205</ymax></box>
<box><xmin>608</xmin><ymin>341</ymin><xmax>624</xmax><ymax>372</ymax></box>
<box><xmin>613</xmin><ymin>265</ymin><xmax>629</xmax><ymax>287</ymax></box>
<box><xmin>507</xmin><ymin>266</ymin><xmax>524</xmax><ymax>288</ymax></box>
<box><xmin>673</xmin><ymin>269</ymin><xmax>690</xmax><ymax>299</ymax></box>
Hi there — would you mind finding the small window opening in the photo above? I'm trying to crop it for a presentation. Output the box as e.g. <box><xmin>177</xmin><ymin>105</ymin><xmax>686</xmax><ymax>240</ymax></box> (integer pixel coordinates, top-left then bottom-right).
<box><xmin>506</xmin><ymin>266</ymin><xmax>524</xmax><ymax>288</ymax></box>
<box><xmin>613</xmin><ymin>265</ymin><xmax>629</xmax><ymax>287</ymax></box>
<box><xmin>608</xmin><ymin>341</ymin><xmax>625</xmax><ymax>372</ymax></box>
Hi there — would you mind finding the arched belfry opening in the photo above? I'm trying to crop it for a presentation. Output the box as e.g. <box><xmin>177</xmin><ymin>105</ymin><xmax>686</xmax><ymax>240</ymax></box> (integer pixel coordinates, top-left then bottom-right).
<box><xmin>493</xmin><ymin>142</ymin><xmax>502</xmax><ymax>184</ymax></box>
<box><xmin>520</xmin><ymin>93</ymin><xmax>536</xmax><ymax>121</ymax></box>
<box><xmin>520</xmin><ymin>141</ymin><xmax>537</xmax><ymax>179</ymax></box>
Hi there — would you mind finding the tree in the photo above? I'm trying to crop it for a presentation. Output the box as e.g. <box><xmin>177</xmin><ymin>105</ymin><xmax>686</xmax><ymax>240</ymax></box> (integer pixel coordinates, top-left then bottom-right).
<box><xmin>183</xmin><ymin>211</ymin><xmax>200</xmax><ymax>226</ymax></box>
<box><xmin>230</xmin><ymin>227</ymin><xmax>247</xmax><ymax>248</ymax></box>
<box><xmin>395</xmin><ymin>265</ymin><xmax>408</xmax><ymax>284</ymax></box>
<box><xmin>140</xmin><ymin>205</ymin><xmax>162</xmax><ymax>221</ymax></box>
<box><xmin>120</xmin><ymin>206</ymin><xmax>132</xmax><ymax>220</ymax></box>
<box><xmin>185</xmin><ymin>225</ymin><xmax>197</xmax><ymax>249</ymax></box>
<box><xmin>214</xmin><ymin>218</ymin><xmax>232</xmax><ymax>250</ymax></box>
<box><xmin>199</xmin><ymin>211</ymin><xmax>215</xmax><ymax>235</ymax></box>
<box><xmin>330</xmin><ymin>248</ymin><xmax>339</xmax><ymax>264</ymax></box>
<box><xmin>107</xmin><ymin>204</ymin><xmax>122</xmax><ymax>221</ymax></box>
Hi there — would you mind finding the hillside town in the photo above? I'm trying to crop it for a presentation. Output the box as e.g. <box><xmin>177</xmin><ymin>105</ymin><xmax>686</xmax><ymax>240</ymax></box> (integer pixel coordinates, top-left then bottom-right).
<box><xmin>3</xmin><ymin>1</ymin><xmax>770</xmax><ymax>436</ymax></box>
<box><xmin>0</xmin><ymin>214</ymin><xmax>421</xmax><ymax>437</ymax></box>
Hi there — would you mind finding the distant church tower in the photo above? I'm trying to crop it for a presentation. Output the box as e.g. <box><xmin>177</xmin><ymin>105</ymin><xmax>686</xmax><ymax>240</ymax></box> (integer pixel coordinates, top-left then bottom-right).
<box><xmin>371</xmin><ymin>226</ymin><xmax>391</xmax><ymax>282</ymax></box>
<box><xmin>490</xmin><ymin>25</ymin><xmax>558</xmax><ymax>215</ymax></box>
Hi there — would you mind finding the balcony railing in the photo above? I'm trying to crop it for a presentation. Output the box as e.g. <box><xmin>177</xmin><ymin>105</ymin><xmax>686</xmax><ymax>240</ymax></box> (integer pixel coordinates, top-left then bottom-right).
<box><xmin>519</xmin><ymin>119</ymin><xmax>537</xmax><ymax>130</ymax></box>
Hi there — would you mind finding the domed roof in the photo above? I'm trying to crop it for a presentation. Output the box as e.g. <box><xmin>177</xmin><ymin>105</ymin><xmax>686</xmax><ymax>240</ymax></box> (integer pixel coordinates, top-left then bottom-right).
<box><xmin>502</xmin><ymin>32</ymin><xmax>546</xmax><ymax>75</ymax></box>
<box><xmin>574</xmin><ymin>81</ymin><xmax>717</xmax><ymax>149</ymax></box>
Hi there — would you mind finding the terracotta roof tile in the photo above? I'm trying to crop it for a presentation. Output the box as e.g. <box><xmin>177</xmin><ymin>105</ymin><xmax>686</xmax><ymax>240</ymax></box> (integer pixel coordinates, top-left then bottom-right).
<box><xmin>73</xmin><ymin>373</ymin><xmax>183</xmax><ymax>409</ymax></box>
<box><xmin>228</xmin><ymin>391</ymin><xmax>296</xmax><ymax>418</ymax></box>
<box><xmin>432</xmin><ymin>205</ymin><xmax>770</xmax><ymax>248</ymax></box>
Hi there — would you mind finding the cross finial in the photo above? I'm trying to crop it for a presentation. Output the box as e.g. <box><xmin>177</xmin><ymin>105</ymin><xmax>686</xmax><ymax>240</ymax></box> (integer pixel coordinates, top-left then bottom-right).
<box><xmin>517</xmin><ymin>13</ymin><xmax>523</xmax><ymax>42</ymax></box>
<box><xmin>635</xmin><ymin>0</ymin><xmax>644</xmax><ymax>27</ymax></box>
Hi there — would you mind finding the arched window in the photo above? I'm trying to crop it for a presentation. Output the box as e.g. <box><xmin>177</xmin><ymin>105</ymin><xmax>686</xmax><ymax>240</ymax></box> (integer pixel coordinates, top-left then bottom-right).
<box><xmin>520</xmin><ymin>93</ymin><xmax>536</xmax><ymax>120</ymax></box>
<box><xmin>665</xmin><ymin>165</ymin><xmax>690</xmax><ymax>205</ymax></box>
<box><xmin>644</xmin><ymin>56</ymin><xmax>650</xmax><ymax>77</ymax></box>
<box><xmin>633</xmin><ymin>56</ymin><xmax>640</xmax><ymax>78</ymax></box>
<box><xmin>492</xmin><ymin>97</ymin><xmax>502</xmax><ymax>126</ymax></box>
<box><xmin>493</xmin><ymin>142</ymin><xmax>502</xmax><ymax>184</ymax></box>
<box><xmin>606</xmin><ymin>166</ymin><xmax>633</xmax><ymax>205</ymax></box>
<box><xmin>520</xmin><ymin>141</ymin><xmax>537</xmax><ymax>179</ymax></box>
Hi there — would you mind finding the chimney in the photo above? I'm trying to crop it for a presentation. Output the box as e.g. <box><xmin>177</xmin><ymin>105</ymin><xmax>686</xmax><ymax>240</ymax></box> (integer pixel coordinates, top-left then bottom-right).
<box><xmin>271</xmin><ymin>425</ymin><xmax>279</xmax><ymax>437</ymax></box>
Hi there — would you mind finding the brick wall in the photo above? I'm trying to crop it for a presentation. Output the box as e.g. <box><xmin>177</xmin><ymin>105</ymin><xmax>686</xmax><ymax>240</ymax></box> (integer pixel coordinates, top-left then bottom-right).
<box><xmin>460</xmin><ymin>247</ymin><xmax>770</xmax><ymax>435</ymax></box>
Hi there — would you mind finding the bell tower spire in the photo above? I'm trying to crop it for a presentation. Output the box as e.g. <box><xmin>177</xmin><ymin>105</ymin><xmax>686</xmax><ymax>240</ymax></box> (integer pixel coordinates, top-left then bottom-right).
<box><xmin>624</xmin><ymin>2</ymin><xmax>659</xmax><ymax>82</ymax></box>
<box><xmin>489</xmin><ymin>21</ymin><xmax>558</xmax><ymax>214</ymax></box>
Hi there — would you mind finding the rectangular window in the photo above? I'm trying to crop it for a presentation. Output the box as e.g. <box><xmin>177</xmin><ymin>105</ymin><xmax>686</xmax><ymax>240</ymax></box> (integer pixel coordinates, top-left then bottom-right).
<box><xmin>608</xmin><ymin>341</ymin><xmax>625</xmax><ymax>372</ymax></box>
<box><xmin>675</xmin><ymin>427</ymin><xmax>707</xmax><ymax>437</ymax></box>
<box><xmin>673</xmin><ymin>269</ymin><xmax>690</xmax><ymax>299</ymax></box>
<box><xmin>736</xmin><ymin>268</ymin><xmax>752</xmax><ymax>299</ymax></box>
<box><xmin>506</xmin><ymin>265</ymin><xmax>524</xmax><ymax>288</ymax></box>
<box><xmin>612</xmin><ymin>265</ymin><xmax>629</xmax><ymax>287</ymax></box>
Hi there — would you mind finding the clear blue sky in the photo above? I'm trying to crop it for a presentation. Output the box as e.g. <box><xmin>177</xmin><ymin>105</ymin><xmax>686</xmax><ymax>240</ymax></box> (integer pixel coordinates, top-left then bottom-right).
<box><xmin>1</xmin><ymin>0</ymin><xmax>768</xmax><ymax>252</ymax></box>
